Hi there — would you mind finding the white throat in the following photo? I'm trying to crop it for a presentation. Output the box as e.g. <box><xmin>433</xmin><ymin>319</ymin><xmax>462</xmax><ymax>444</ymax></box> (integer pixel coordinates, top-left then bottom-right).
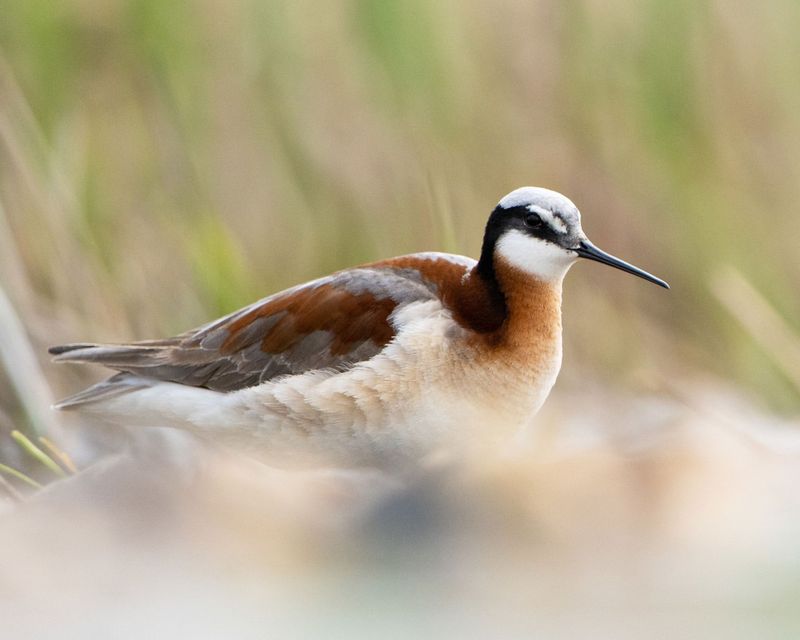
<box><xmin>495</xmin><ymin>229</ymin><xmax>577</xmax><ymax>282</ymax></box>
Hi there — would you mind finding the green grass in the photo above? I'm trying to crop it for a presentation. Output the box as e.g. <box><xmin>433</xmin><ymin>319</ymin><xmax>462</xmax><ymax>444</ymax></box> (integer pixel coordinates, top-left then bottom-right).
<box><xmin>1</xmin><ymin>0</ymin><xmax>799</xmax><ymax>456</ymax></box>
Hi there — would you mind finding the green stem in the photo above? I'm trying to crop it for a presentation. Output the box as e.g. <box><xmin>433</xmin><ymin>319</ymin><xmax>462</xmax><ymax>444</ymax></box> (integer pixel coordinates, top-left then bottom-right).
<box><xmin>11</xmin><ymin>430</ymin><xmax>65</xmax><ymax>477</ymax></box>
<box><xmin>0</xmin><ymin>462</ymin><xmax>42</xmax><ymax>489</ymax></box>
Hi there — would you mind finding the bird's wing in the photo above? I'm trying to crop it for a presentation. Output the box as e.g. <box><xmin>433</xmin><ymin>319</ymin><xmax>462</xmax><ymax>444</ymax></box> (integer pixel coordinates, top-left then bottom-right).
<box><xmin>50</xmin><ymin>253</ymin><xmax>475</xmax><ymax>394</ymax></box>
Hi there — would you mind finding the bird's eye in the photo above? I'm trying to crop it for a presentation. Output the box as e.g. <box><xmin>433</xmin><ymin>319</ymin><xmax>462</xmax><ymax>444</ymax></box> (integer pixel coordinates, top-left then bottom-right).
<box><xmin>524</xmin><ymin>213</ymin><xmax>543</xmax><ymax>229</ymax></box>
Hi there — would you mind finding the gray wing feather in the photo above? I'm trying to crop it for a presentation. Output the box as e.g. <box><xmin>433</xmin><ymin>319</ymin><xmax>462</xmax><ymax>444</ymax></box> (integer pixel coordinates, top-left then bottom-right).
<box><xmin>52</xmin><ymin>373</ymin><xmax>154</xmax><ymax>410</ymax></box>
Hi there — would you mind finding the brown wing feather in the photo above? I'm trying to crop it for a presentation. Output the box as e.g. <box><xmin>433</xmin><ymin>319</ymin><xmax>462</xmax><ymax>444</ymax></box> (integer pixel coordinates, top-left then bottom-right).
<box><xmin>50</xmin><ymin>255</ymin><xmax>474</xmax><ymax>393</ymax></box>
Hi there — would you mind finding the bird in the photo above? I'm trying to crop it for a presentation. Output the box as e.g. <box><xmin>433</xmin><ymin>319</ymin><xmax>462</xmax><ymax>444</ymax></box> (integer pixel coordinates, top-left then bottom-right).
<box><xmin>50</xmin><ymin>187</ymin><xmax>668</xmax><ymax>467</ymax></box>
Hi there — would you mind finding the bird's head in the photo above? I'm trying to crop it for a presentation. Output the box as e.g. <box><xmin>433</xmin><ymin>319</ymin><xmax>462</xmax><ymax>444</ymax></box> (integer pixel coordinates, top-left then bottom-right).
<box><xmin>480</xmin><ymin>187</ymin><xmax>669</xmax><ymax>289</ymax></box>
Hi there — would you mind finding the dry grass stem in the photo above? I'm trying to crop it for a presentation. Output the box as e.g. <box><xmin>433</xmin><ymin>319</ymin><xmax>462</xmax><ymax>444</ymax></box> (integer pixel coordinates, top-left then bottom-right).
<box><xmin>711</xmin><ymin>265</ymin><xmax>800</xmax><ymax>394</ymax></box>
<box><xmin>0</xmin><ymin>283</ymin><xmax>61</xmax><ymax>438</ymax></box>
<box><xmin>38</xmin><ymin>436</ymin><xmax>78</xmax><ymax>474</ymax></box>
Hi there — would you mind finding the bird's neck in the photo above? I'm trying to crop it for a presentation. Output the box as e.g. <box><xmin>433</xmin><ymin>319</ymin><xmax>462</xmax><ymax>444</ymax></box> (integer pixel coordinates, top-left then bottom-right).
<box><xmin>449</xmin><ymin>266</ymin><xmax>507</xmax><ymax>333</ymax></box>
<box><xmin>492</xmin><ymin>258</ymin><xmax>563</xmax><ymax>347</ymax></box>
<box><xmin>451</xmin><ymin>259</ymin><xmax>563</xmax><ymax>347</ymax></box>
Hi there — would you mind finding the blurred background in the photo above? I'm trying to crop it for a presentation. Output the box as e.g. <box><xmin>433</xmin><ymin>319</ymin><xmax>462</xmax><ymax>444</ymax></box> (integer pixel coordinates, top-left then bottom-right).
<box><xmin>2</xmin><ymin>1</ymin><xmax>800</xmax><ymax>637</ymax></box>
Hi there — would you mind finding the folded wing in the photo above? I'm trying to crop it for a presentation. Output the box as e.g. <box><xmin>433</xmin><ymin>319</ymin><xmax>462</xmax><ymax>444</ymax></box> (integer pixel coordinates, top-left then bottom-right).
<box><xmin>50</xmin><ymin>254</ymin><xmax>473</xmax><ymax>403</ymax></box>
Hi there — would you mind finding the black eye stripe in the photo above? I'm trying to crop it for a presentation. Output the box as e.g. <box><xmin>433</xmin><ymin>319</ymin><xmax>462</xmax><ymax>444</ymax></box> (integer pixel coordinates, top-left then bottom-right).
<box><xmin>497</xmin><ymin>205</ymin><xmax>570</xmax><ymax>240</ymax></box>
<box><xmin>524</xmin><ymin>212</ymin><xmax>543</xmax><ymax>228</ymax></box>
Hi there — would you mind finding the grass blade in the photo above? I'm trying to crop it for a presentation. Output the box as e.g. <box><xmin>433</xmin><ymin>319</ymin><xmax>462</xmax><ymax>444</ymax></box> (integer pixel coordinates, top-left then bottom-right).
<box><xmin>711</xmin><ymin>266</ymin><xmax>800</xmax><ymax>394</ymax></box>
<box><xmin>0</xmin><ymin>278</ymin><xmax>61</xmax><ymax>437</ymax></box>
<box><xmin>0</xmin><ymin>472</ymin><xmax>23</xmax><ymax>501</ymax></box>
<box><xmin>11</xmin><ymin>430</ymin><xmax>65</xmax><ymax>477</ymax></box>
<box><xmin>0</xmin><ymin>462</ymin><xmax>42</xmax><ymax>489</ymax></box>
<box><xmin>38</xmin><ymin>436</ymin><xmax>78</xmax><ymax>474</ymax></box>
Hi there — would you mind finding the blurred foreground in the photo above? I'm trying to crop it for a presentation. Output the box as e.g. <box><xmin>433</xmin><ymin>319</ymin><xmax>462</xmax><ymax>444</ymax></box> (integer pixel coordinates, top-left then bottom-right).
<box><xmin>3</xmin><ymin>380</ymin><xmax>800</xmax><ymax>639</ymax></box>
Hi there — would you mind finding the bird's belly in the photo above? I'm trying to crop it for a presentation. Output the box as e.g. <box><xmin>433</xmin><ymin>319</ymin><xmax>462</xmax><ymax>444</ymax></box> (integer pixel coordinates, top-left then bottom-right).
<box><xmin>226</xmin><ymin>324</ymin><xmax>563</xmax><ymax>465</ymax></box>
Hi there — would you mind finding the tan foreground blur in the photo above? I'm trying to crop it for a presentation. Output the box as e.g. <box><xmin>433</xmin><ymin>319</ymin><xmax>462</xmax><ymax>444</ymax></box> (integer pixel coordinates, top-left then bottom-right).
<box><xmin>3</xmin><ymin>379</ymin><xmax>800</xmax><ymax>639</ymax></box>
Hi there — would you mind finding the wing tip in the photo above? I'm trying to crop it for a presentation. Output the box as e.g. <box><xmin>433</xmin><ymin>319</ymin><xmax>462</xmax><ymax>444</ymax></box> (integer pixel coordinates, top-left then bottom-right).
<box><xmin>51</xmin><ymin>399</ymin><xmax>77</xmax><ymax>411</ymax></box>
<box><xmin>51</xmin><ymin>373</ymin><xmax>151</xmax><ymax>410</ymax></box>
<box><xmin>49</xmin><ymin>343</ymin><xmax>98</xmax><ymax>358</ymax></box>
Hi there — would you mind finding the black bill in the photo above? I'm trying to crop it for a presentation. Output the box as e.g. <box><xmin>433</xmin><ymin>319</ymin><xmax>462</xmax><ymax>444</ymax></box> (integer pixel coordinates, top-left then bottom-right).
<box><xmin>575</xmin><ymin>240</ymin><xmax>670</xmax><ymax>289</ymax></box>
